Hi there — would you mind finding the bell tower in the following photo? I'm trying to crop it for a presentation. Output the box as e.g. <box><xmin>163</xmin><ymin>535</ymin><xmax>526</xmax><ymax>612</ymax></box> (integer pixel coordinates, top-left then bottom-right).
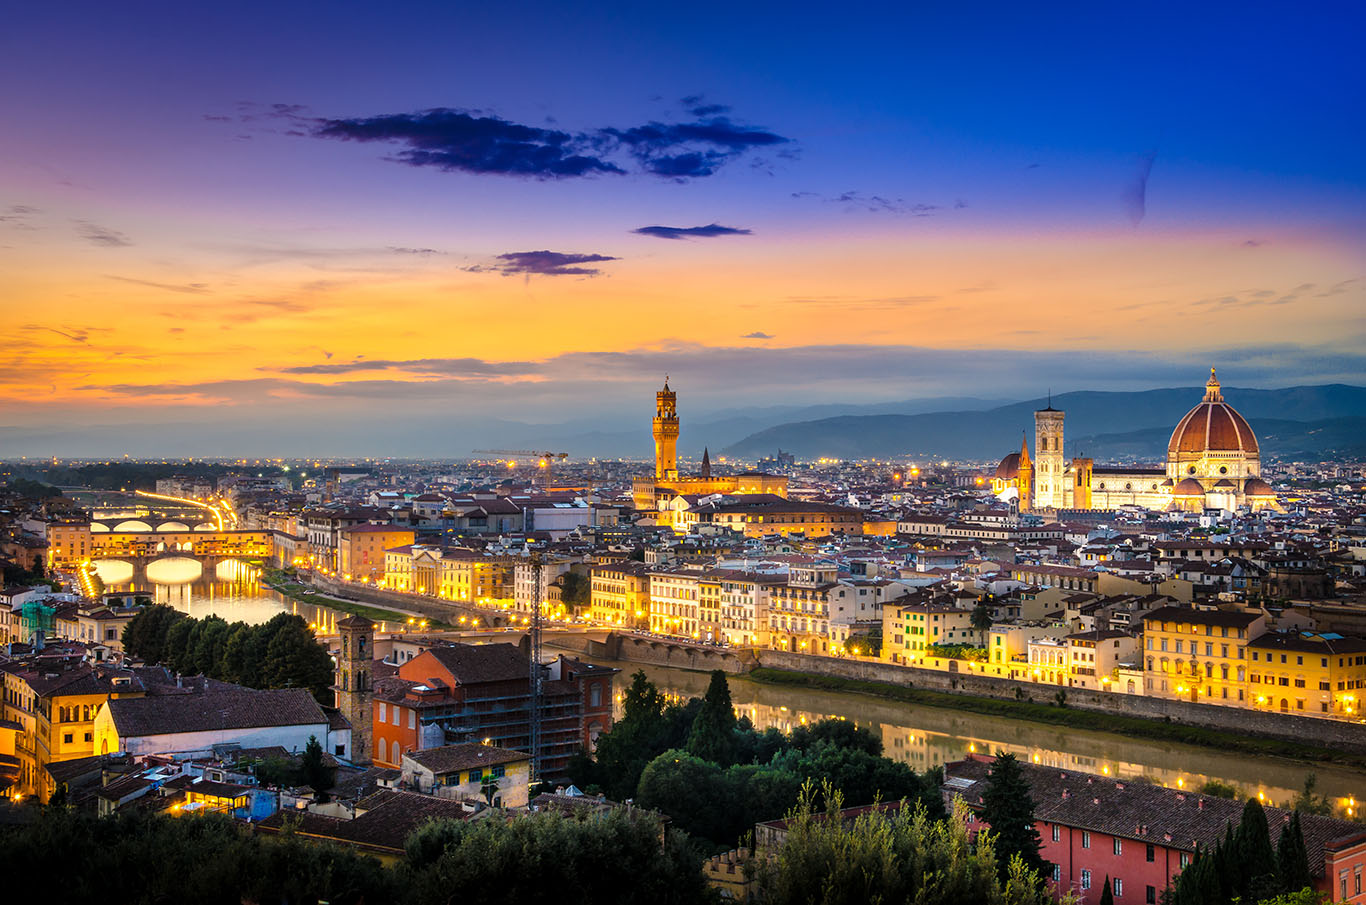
<box><xmin>334</xmin><ymin>614</ymin><xmax>374</xmax><ymax>765</ymax></box>
<box><xmin>653</xmin><ymin>378</ymin><xmax>679</xmax><ymax>481</ymax></box>
<box><xmin>1016</xmin><ymin>433</ymin><xmax>1033</xmax><ymax>514</ymax></box>
<box><xmin>1034</xmin><ymin>398</ymin><xmax>1065</xmax><ymax>510</ymax></box>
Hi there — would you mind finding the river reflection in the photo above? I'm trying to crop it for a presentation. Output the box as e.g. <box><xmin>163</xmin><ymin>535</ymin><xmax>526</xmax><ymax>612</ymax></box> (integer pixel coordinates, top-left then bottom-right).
<box><xmin>91</xmin><ymin>557</ymin><xmax>410</xmax><ymax>633</ymax></box>
<box><xmin>604</xmin><ymin>660</ymin><xmax>1365</xmax><ymax>814</ymax></box>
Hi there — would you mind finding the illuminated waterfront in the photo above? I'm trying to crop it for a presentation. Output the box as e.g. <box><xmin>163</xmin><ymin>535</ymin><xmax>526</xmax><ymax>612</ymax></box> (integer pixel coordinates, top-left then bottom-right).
<box><xmin>606</xmin><ymin>660</ymin><xmax>1366</xmax><ymax>815</ymax></box>
<box><xmin>91</xmin><ymin>556</ymin><xmax>412</xmax><ymax>633</ymax></box>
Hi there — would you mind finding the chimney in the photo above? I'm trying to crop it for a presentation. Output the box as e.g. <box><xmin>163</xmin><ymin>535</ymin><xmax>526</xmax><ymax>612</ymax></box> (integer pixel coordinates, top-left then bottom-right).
<box><xmin>1093</xmin><ymin>798</ymin><xmax>1100</xmax><ymax>805</ymax></box>
<box><xmin>1062</xmin><ymin>789</ymin><xmax>1070</xmax><ymax>799</ymax></box>
<box><xmin>1115</xmin><ymin>782</ymin><xmax>1126</xmax><ymax>790</ymax></box>
<box><xmin>1197</xmin><ymin>798</ymin><xmax>1205</xmax><ymax>810</ymax></box>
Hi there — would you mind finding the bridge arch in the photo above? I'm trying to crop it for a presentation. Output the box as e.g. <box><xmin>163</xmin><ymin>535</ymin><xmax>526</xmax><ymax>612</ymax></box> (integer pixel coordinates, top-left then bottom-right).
<box><xmin>194</xmin><ymin>523</ymin><xmax>217</xmax><ymax>532</ymax></box>
<box><xmin>157</xmin><ymin>521</ymin><xmax>191</xmax><ymax>532</ymax></box>
<box><xmin>90</xmin><ymin>522</ymin><xmax>110</xmax><ymax>533</ymax></box>
<box><xmin>114</xmin><ymin>519</ymin><xmax>154</xmax><ymax>532</ymax></box>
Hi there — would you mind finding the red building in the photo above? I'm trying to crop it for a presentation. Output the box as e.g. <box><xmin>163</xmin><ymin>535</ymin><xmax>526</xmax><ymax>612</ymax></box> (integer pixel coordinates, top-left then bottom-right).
<box><xmin>370</xmin><ymin>642</ymin><xmax>616</xmax><ymax>778</ymax></box>
<box><xmin>946</xmin><ymin>755</ymin><xmax>1366</xmax><ymax>904</ymax></box>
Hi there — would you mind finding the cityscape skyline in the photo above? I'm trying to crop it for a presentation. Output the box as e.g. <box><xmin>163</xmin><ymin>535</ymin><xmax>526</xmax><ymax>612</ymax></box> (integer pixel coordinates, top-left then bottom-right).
<box><xmin>3</xmin><ymin>1</ymin><xmax>1364</xmax><ymax>456</ymax></box>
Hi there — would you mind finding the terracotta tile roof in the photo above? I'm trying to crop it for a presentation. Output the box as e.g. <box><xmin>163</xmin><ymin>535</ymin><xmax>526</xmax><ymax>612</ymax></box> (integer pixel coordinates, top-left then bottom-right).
<box><xmin>403</xmin><ymin>743</ymin><xmax>528</xmax><ymax>775</ymax></box>
<box><xmin>260</xmin><ymin>789</ymin><xmax>474</xmax><ymax>853</ymax></box>
<box><xmin>106</xmin><ymin>688</ymin><xmax>327</xmax><ymax>738</ymax></box>
<box><xmin>945</xmin><ymin>758</ymin><xmax>1359</xmax><ymax>874</ymax></box>
<box><xmin>423</xmin><ymin>643</ymin><xmax>528</xmax><ymax>685</ymax></box>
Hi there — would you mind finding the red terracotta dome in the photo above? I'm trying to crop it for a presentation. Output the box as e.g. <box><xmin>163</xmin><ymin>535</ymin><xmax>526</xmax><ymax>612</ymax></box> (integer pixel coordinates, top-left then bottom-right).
<box><xmin>1172</xmin><ymin>477</ymin><xmax>1206</xmax><ymax>496</ymax></box>
<box><xmin>995</xmin><ymin>452</ymin><xmax>1020</xmax><ymax>480</ymax></box>
<box><xmin>1168</xmin><ymin>368</ymin><xmax>1259</xmax><ymax>456</ymax></box>
<box><xmin>1244</xmin><ymin>477</ymin><xmax>1275</xmax><ymax>496</ymax></box>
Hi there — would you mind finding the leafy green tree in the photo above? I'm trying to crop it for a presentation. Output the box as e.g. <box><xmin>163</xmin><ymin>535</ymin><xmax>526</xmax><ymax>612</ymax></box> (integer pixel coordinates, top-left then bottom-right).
<box><xmin>162</xmin><ymin>618</ymin><xmax>196</xmax><ymax>674</ymax></box>
<box><xmin>559</xmin><ymin>570</ymin><xmax>591</xmax><ymax>613</ymax></box>
<box><xmin>1199</xmin><ymin>779</ymin><xmax>1238</xmax><ymax>799</ymax></box>
<box><xmin>192</xmin><ymin>616</ymin><xmax>231</xmax><ymax>676</ymax></box>
<box><xmin>686</xmin><ymin>670</ymin><xmax>738</xmax><ymax>765</ymax></box>
<box><xmin>979</xmin><ymin>753</ymin><xmax>1049</xmax><ymax>882</ymax></box>
<box><xmin>1293</xmin><ymin>772</ymin><xmax>1333</xmax><ymax>816</ymax></box>
<box><xmin>636</xmin><ymin>749</ymin><xmax>731</xmax><ymax>843</ymax></box>
<box><xmin>1253</xmin><ymin>889</ymin><xmax>1336</xmax><ymax>905</ymax></box>
<box><xmin>399</xmin><ymin>806</ymin><xmax>711</xmax><ymax>905</ymax></box>
<box><xmin>262</xmin><ymin>616</ymin><xmax>334</xmax><ymax>702</ymax></box>
<box><xmin>1276</xmin><ymin>811</ymin><xmax>1313</xmax><ymax>894</ymax></box>
<box><xmin>123</xmin><ymin>604</ymin><xmax>185</xmax><ymax>664</ymax></box>
<box><xmin>753</xmin><ymin>782</ymin><xmax>1061</xmax><ymax>905</ymax></box>
<box><xmin>220</xmin><ymin>622</ymin><xmax>264</xmax><ymax>686</ymax></box>
<box><xmin>788</xmin><ymin>717</ymin><xmax>881</xmax><ymax>756</ymax></box>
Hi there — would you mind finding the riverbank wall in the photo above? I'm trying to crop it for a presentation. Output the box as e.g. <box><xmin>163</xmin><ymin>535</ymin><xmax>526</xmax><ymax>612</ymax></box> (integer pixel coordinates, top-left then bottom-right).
<box><xmin>307</xmin><ymin>575</ymin><xmax>506</xmax><ymax>626</ymax></box>
<box><xmin>595</xmin><ymin>632</ymin><xmax>1366</xmax><ymax>754</ymax></box>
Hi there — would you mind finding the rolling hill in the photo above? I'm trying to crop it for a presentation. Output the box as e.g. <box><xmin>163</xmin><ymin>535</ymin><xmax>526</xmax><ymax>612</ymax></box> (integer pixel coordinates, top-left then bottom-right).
<box><xmin>721</xmin><ymin>384</ymin><xmax>1366</xmax><ymax>461</ymax></box>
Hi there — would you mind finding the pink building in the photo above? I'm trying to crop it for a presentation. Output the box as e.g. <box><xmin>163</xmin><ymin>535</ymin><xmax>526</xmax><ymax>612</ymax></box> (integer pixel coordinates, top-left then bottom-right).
<box><xmin>946</xmin><ymin>755</ymin><xmax>1366</xmax><ymax>904</ymax></box>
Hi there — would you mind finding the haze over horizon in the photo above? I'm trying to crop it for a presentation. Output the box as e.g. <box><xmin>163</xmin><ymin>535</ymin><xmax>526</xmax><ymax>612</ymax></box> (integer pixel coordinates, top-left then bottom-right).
<box><xmin>3</xmin><ymin>1</ymin><xmax>1363</xmax><ymax>457</ymax></box>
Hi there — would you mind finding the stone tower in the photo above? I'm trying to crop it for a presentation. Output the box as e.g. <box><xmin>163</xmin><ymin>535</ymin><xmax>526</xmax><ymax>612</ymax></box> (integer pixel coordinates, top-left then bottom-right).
<box><xmin>700</xmin><ymin>447</ymin><xmax>711</xmax><ymax>479</ymax></box>
<box><xmin>1016</xmin><ymin>433</ymin><xmax>1033</xmax><ymax>513</ymax></box>
<box><xmin>1034</xmin><ymin>401</ymin><xmax>1065</xmax><ymax>510</ymax></box>
<box><xmin>1071</xmin><ymin>457</ymin><xmax>1093</xmax><ymax>510</ymax></box>
<box><xmin>334</xmin><ymin>614</ymin><xmax>374</xmax><ymax>765</ymax></box>
<box><xmin>653</xmin><ymin>378</ymin><xmax>679</xmax><ymax>481</ymax></box>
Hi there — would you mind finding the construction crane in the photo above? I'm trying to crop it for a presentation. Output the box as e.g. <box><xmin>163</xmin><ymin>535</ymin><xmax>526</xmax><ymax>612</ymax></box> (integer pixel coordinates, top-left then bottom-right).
<box><xmin>471</xmin><ymin>449</ymin><xmax>568</xmax><ymax>488</ymax></box>
<box><xmin>527</xmin><ymin>551</ymin><xmax>545</xmax><ymax>784</ymax></box>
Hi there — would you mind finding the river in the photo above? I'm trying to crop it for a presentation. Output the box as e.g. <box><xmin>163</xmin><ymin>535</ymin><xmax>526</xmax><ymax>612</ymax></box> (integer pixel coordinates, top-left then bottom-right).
<box><xmin>597</xmin><ymin>659</ymin><xmax>1364</xmax><ymax>815</ymax></box>
<box><xmin>91</xmin><ymin>556</ymin><xmax>412</xmax><ymax>633</ymax></box>
<box><xmin>84</xmin><ymin>555</ymin><xmax>1365</xmax><ymax>813</ymax></box>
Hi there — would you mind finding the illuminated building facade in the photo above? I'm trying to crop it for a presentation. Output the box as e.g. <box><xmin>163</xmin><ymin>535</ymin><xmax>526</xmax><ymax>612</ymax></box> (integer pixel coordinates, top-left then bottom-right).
<box><xmin>632</xmin><ymin>379</ymin><xmax>788</xmax><ymax>512</ymax></box>
<box><xmin>993</xmin><ymin>369</ymin><xmax>1280</xmax><ymax>513</ymax></box>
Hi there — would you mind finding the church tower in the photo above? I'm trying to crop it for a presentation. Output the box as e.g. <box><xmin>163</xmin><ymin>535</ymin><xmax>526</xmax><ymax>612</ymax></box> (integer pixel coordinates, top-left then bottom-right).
<box><xmin>334</xmin><ymin>614</ymin><xmax>374</xmax><ymax>765</ymax></box>
<box><xmin>653</xmin><ymin>378</ymin><xmax>679</xmax><ymax>481</ymax></box>
<box><xmin>1034</xmin><ymin>400</ymin><xmax>1065</xmax><ymax>510</ymax></box>
<box><xmin>700</xmin><ymin>447</ymin><xmax>711</xmax><ymax>479</ymax></box>
<box><xmin>1016</xmin><ymin>433</ymin><xmax>1033</xmax><ymax>513</ymax></box>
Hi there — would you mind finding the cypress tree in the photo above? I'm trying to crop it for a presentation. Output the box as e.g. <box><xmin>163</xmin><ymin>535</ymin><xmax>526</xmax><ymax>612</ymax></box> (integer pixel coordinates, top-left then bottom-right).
<box><xmin>1098</xmin><ymin>875</ymin><xmax>1115</xmax><ymax>905</ymax></box>
<box><xmin>979</xmin><ymin>753</ymin><xmax>1050</xmax><ymax>882</ymax></box>
<box><xmin>1275</xmin><ymin>810</ymin><xmax>1313</xmax><ymax>894</ymax></box>
<box><xmin>1233</xmin><ymin>797</ymin><xmax>1279</xmax><ymax>903</ymax></box>
<box><xmin>686</xmin><ymin>670</ymin><xmax>738</xmax><ymax>765</ymax></box>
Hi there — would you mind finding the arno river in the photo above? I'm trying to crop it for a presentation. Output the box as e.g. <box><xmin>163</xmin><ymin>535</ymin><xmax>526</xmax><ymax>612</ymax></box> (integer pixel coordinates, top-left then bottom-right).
<box><xmin>91</xmin><ymin>556</ymin><xmax>413</xmax><ymax>633</ymax></box>
<box><xmin>93</xmin><ymin>555</ymin><xmax>1363</xmax><ymax>812</ymax></box>
<box><xmin>599</xmin><ymin>661</ymin><xmax>1365</xmax><ymax>813</ymax></box>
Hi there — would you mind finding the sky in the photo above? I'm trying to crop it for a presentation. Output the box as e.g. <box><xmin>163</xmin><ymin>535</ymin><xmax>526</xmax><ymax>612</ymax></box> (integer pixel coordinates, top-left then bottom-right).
<box><xmin>2</xmin><ymin>1</ymin><xmax>1364</xmax><ymax>456</ymax></box>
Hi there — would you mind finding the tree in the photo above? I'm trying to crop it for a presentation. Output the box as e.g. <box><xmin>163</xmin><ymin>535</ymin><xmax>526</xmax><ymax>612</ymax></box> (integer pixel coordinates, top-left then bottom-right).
<box><xmin>788</xmin><ymin>717</ymin><xmax>881</xmax><ymax>756</ymax></box>
<box><xmin>636</xmin><ymin>749</ymin><xmax>731</xmax><ymax>843</ymax></box>
<box><xmin>686</xmin><ymin>669</ymin><xmax>738</xmax><ymax>765</ymax></box>
<box><xmin>971</xmin><ymin>602</ymin><xmax>995</xmax><ymax>645</ymax></box>
<box><xmin>301</xmin><ymin>735</ymin><xmax>334</xmax><ymax>799</ymax></box>
<box><xmin>979</xmin><ymin>753</ymin><xmax>1049</xmax><ymax>882</ymax></box>
<box><xmin>262</xmin><ymin>615</ymin><xmax>335</xmax><ymax>702</ymax></box>
<box><xmin>753</xmin><ymin>783</ymin><xmax>1061</xmax><ymax>905</ymax></box>
<box><xmin>559</xmin><ymin>571</ymin><xmax>590</xmax><ymax>613</ymax></box>
<box><xmin>1199</xmin><ymin>779</ymin><xmax>1238</xmax><ymax>799</ymax></box>
<box><xmin>1276</xmin><ymin>811</ymin><xmax>1313</xmax><ymax>895</ymax></box>
<box><xmin>1293</xmin><ymin>773</ymin><xmax>1333</xmax><ymax>816</ymax></box>
<box><xmin>1099</xmin><ymin>875</ymin><xmax>1115</xmax><ymax>905</ymax></box>
<box><xmin>1234</xmin><ymin>797</ymin><xmax>1280</xmax><ymax>903</ymax></box>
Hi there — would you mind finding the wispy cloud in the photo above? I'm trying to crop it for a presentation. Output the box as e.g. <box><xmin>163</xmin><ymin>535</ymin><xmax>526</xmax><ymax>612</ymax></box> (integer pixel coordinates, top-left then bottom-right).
<box><xmin>76</xmin><ymin>221</ymin><xmax>133</xmax><ymax>247</ymax></box>
<box><xmin>632</xmin><ymin>223</ymin><xmax>752</xmax><ymax>240</ymax></box>
<box><xmin>741</xmin><ymin>331</ymin><xmax>774</xmax><ymax>339</ymax></box>
<box><xmin>106</xmin><ymin>275</ymin><xmax>210</xmax><ymax>294</ymax></box>
<box><xmin>467</xmin><ymin>250</ymin><xmax>619</xmax><ymax>277</ymax></box>
<box><xmin>793</xmin><ymin>191</ymin><xmax>950</xmax><ymax>215</ymax></box>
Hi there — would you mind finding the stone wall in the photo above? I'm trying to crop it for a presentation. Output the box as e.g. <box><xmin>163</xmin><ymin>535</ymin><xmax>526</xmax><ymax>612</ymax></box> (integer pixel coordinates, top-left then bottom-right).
<box><xmin>753</xmin><ymin>649</ymin><xmax>1366</xmax><ymax>754</ymax></box>
<box><xmin>601</xmin><ymin>634</ymin><xmax>757</xmax><ymax>674</ymax></box>
<box><xmin>308</xmin><ymin>575</ymin><xmax>504</xmax><ymax>626</ymax></box>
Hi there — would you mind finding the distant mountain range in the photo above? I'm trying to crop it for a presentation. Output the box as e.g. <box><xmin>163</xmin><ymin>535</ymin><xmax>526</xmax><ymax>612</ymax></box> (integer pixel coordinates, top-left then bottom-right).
<box><xmin>720</xmin><ymin>384</ymin><xmax>1366</xmax><ymax>461</ymax></box>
